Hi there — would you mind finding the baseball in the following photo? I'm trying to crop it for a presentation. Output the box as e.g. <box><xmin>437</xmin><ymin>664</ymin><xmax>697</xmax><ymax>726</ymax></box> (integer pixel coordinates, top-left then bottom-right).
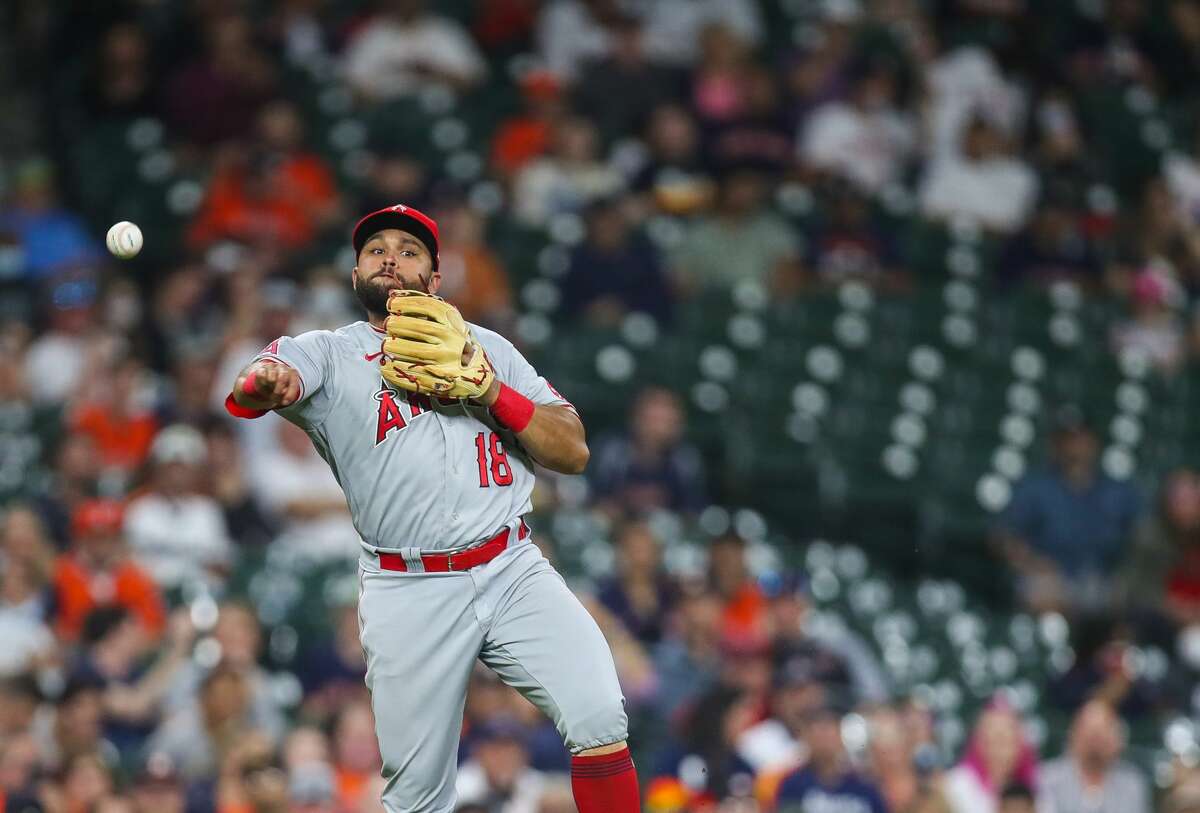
<box><xmin>106</xmin><ymin>221</ymin><xmax>143</xmax><ymax>259</ymax></box>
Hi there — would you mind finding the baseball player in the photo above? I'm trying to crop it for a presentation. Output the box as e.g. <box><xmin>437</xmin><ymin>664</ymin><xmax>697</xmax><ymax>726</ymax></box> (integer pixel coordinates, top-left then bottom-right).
<box><xmin>225</xmin><ymin>204</ymin><xmax>639</xmax><ymax>813</ymax></box>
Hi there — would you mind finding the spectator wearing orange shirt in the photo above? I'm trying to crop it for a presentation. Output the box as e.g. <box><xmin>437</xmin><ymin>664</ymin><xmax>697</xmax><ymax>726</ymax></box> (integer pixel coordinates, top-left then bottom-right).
<box><xmin>188</xmin><ymin>100</ymin><xmax>340</xmax><ymax>251</ymax></box>
<box><xmin>490</xmin><ymin>70</ymin><xmax>566</xmax><ymax>179</ymax></box>
<box><xmin>68</xmin><ymin>356</ymin><xmax>158</xmax><ymax>477</ymax></box>
<box><xmin>52</xmin><ymin>500</ymin><xmax>165</xmax><ymax>642</ymax></box>
<box><xmin>431</xmin><ymin>200</ymin><xmax>515</xmax><ymax>332</ymax></box>
<box><xmin>708</xmin><ymin>533</ymin><xmax>768</xmax><ymax>644</ymax></box>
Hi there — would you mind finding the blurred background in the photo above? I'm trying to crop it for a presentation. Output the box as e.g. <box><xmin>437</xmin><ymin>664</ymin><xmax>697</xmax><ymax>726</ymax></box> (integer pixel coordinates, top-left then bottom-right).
<box><xmin>2</xmin><ymin>0</ymin><xmax>1200</xmax><ymax>811</ymax></box>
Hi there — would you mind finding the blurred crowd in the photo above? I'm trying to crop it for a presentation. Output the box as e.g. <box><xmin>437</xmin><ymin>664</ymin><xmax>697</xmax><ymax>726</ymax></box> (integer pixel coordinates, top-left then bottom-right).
<box><xmin>2</xmin><ymin>0</ymin><xmax>1200</xmax><ymax>811</ymax></box>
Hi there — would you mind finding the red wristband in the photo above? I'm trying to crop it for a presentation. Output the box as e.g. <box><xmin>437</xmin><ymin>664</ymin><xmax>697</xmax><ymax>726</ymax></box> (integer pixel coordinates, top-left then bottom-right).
<box><xmin>241</xmin><ymin>370</ymin><xmax>260</xmax><ymax>397</ymax></box>
<box><xmin>490</xmin><ymin>383</ymin><xmax>535</xmax><ymax>433</ymax></box>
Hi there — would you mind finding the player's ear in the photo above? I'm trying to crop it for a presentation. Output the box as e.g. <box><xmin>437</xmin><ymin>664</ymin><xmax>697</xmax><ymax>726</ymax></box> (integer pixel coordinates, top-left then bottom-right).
<box><xmin>427</xmin><ymin>270</ymin><xmax>441</xmax><ymax>295</ymax></box>
<box><xmin>351</xmin><ymin>266</ymin><xmax>359</xmax><ymax>288</ymax></box>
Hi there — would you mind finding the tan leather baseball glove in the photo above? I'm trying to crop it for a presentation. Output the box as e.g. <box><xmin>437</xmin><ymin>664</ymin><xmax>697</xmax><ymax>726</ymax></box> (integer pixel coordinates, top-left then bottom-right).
<box><xmin>378</xmin><ymin>290</ymin><xmax>495</xmax><ymax>399</ymax></box>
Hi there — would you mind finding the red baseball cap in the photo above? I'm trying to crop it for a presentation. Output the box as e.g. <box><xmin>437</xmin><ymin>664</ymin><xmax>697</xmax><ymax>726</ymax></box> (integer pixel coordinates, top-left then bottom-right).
<box><xmin>72</xmin><ymin>499</ymin><xmax>124</xmax><ymax>540</ymax></box>
<box><xmin>351</xmin><ymin>204</ymin><xmax>440</xmax><ymax>270</ymax></box>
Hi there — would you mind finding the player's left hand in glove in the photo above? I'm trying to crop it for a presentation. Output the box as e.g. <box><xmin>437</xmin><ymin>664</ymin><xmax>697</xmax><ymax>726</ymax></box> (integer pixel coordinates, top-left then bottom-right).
<box><xmin>379</xmin><ymin>290</ymin><xmax>496</xmax><ymax>399</ymax></box>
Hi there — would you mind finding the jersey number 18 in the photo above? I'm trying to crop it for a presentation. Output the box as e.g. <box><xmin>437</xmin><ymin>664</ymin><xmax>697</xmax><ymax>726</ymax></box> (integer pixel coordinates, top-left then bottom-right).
<box><xmin>475</xmin><ymin>431</ymin><xmax>514</xmax><ymax>487</ymax></box>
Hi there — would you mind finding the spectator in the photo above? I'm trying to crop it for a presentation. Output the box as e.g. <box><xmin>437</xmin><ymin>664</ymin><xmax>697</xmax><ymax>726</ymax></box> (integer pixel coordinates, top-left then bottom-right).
<box><xmin>1110</xmin><ymin>265</ymin><xmax>1187</xmax><ymax>376</ymax></box>
<box><xmin>288</xmin><ymin>759</ymin><xmax>340</xmax><ymax>813</ymax></box>
<box><xmin>68</xmin><ymin>350</ymin><xmax>159</xmax><ymax>479</ymax></box>
<box><xmin>491</xmin><ymin>71</ymin><xmax>569</xmax><ymax>179</ymax></box>
<box><xmin>651</xmin><ymin>590</ymin><xmax>722</xmax><ymax>722</ymax></box>
<box><xmin>341</xmin><ymin>0</ymin><xmax>487</xmax><ymax>102</ymax></box>
<box><xmin>637</xmin><ymin>0</ymin><xmax>763</xmax><ymax>67</ymax></box>
<box><xmin>297</xmin><ymin>601</ymin><xmax>369</xmax><ymax>721</ymax></box>
<box><xmin>670</xmin><ymin>168</ymin><xmax>802</xmax><ymax>294</ymax></box>
<box><xmin>52</xmin><ymin>499</ymin><xmax>166</xmax><ymax>642</ymax></box>
<box><xmin>331</xmin><ymin>700</ymin><xmax>382</xmax><ymax>812</ymax></box>
<box><xmin>537</xmin><ymin>0</ymin><xmax>625</xmax><ymax>81</ymax></box>
<box><xmin>572</xmin><ymin>16</ymin><xmax>685</xmax><ymax>145</ymax></box>
<box><xmin>993</xmin><ymin>405</ymin><xmax>1140</xmax><ymax>613</ymax></box>
<box><xmin>560</xmin><ymin>196</ymin><xmax>675</xmax><ymax>327</ymax></box>
<box><xmin>39</xmin><ymin>674</ymin><xmax>109</xmax><ymax>773</ymax></box>
<box><xmin>1120</xmin><ymin>468</ymin><xmax>1200</xmax><ymax>624</ymax></box>
<box><xmin>148</xmin><ymin>659</ymin><xmax>263</xmax><ymax>780</ymax></box>
<box><xmin>708</xmin><ymin>533</ymin><xmax>767</xmax><ymax>644</ymax></box>
<box><xmin>123</xmin><ymin>424</ymin><xmax>234</xmax><ymax>590</ymax></box>
<box><xmin>735</xmin><ymin>660</ymin><xmax>821</xmax><ymax>777</ymax></box>
<box><xmin>1000</xmin><ymin>783</ymin><xmax>1036</xmax><ymax>813</ymax></box>
<box><xmin>999</xmin><ymin>192</ymin><xmax>1103</xmax><ymax>288</ymax></box>
<box><xmin>704</xmin><ymin>62</ymin><xmax>794</xmax><ymax>175</ymax></box>
<box><xmin>455</xmin><ymin>717</ymin><xmax>550</xmax><ymax>813</ymax></box>
<box><xmin>51</xmin><ymin>750</ymin><xmax>116</xmax><ymax>813</ymax></box>
<box><xmin>652</xmin><ymin>685</ymin><xmax>758</xmax><ymax>808</ymax></box>
<box><xmin>800</xmin><ymin>55</ymin><xmax>917</xmax><ymax>196</ymax></box>
<box><xmin>919</xmin><ymin>114</ymin><xmax>1038</xmax><ymax>235</ymax></box>
<box><xmin>630</xmin><ymin>104</ymin><xmax>715</xmax><ymax>216</ymax></box>
<box><xmin>809</xmin><ymin>182</ymin><xmax>904</xmax><ymax>287</ymax></box>
<box><xmin>1037</xmin><ymin>700</ymin><xmax>1150</xmax><ymax>813</ymax></box>
<box><xmin>589</xmin><ymin>386</ymin><xmax>707</xmax><ymax>516</ymax></box>
<box><xmin>596</xmin><ymin>520</ymin><xmax>678</xmax><ymax>645</ymax></box>
<box><xmin>432</xmin><ymin>200</ymin><xmax>515</xmax><ymax>333</ymax></box>
<box><xmin>82</xmin><ymin>23</ymin><xmax>160</xmax><ymax>121</ymax></box>
<box><xmin>0</xmin><ymin>158</ymin><xmax>99</xmax><ymax>281</ymax></box>
<box><xmin>688</xmin><ymin>24</ymin><xmax>754</xmax><ymax>128</ymax></box>
<box><xmin>1045</xmin><ymin>613</ymin><xmax>1160</xmax><ymax>720</ymax></box>
<box><xmin>188</xmin><ymin>100</ymin><xmax>341</xmax><ymax>251</ymax></box>
<box><xmin>512</xmin><ymin>117</ymin><xmax>625</xmax><ymax>227</ymax></box>
<box><xmin>866</xmin><ymin>704</ymin><xmax>948</xmax><ymax>813</ymax></box>
<box><xmin>1165</xmin><ymin>121</ymin><xmax>1200</xmax><ymax>229</ymax></box>
<box><xmin>763</xmin><ymin>571</ymin><xmax>890</xmax><ymax>705</ymax></box>
<box><xmin>246</xmin><ymin>418</ymin><xmax>356</xmax><ymax>563</ymax></box>
<box><xmin>35</xmin><ymin>432</ymin><xmax>103</xmax><ymax>546</ymax></box>
<box><xmin>73</xmin><ymin>606</ymin><xmax>194</xmax><ymax>753</ymax></box>
<box><xmin>1</xmin><ymin>505</ymin><xmax>56</xmax><ymax>591</ymax></box>
<box><xmin>774</xmin><ymin>690</ymin><xmax>887</xmax><ymax>813</ymax></box>
<box><xmin>129</xmin><ymin>752</ymin><xmax>185</xmax><ymax>813</ymax></box>
<box><xmin>942</xmin><ymin>698</ymin><xmax>1038</xmax><ymax>813</ymax></box>
<box><xmin>163</xmin><ymin>601</ymin><xmax>288</xmax><ymax>743</ymax></box>
<box><xmin>203</xmin><ymin>419</ymin><xmax>275</xmax><ymax>549</ymax></box>
<box><xmin>0</xmin><ymin>555</ymin><xmax>54</xmax><ymax>677</ymax></box>
<box><xmin>23</xmin><ymin>277</ymin><xmax>103</xmax><ymax>406</ymax></box>
<box><xmin>163</xmin><ymin>14</ymin><xmax>276</xmax><ymax>146</ymax></box>
<box><xmin>923</xmin><ymin>43</ymin><xmax>1026</xmax><ymax>162</ymax></box>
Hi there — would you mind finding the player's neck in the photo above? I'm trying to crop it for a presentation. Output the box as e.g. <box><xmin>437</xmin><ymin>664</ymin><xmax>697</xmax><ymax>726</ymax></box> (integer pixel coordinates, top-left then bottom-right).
<box><xmin>367</xmin><ymin>311</ymin><xmax>387</xmax><ymax>330</ymax></box>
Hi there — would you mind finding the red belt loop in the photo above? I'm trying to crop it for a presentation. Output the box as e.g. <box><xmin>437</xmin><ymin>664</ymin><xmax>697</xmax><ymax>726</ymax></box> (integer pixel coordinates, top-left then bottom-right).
<box><xmin>376</xmin><ymin>518</ymin><xmax>529</xmax><ymax>573</ymax></box>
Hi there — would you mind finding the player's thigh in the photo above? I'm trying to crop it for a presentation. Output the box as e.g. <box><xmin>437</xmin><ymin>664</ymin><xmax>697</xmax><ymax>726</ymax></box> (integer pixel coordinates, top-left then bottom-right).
<box><xmin>479</xmin><ymin>554</ymin><xmax>627</xmax><ymax>753</ymax></box>
<box><xmin>358</xmin><ymin>568</ymin><xmax>484</xmax><ymax>812</ymax></box>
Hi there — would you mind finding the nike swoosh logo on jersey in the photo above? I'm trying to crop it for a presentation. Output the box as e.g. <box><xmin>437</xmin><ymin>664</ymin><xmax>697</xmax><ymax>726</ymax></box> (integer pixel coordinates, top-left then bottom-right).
<box><xmin>364</xmin><ymin>351</ymin><xmax>384</xmax><ymax>362</ymax></box>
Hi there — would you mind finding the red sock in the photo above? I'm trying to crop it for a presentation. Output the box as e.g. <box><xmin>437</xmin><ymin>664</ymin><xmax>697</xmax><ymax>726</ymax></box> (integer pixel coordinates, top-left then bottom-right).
<box><xmin>571</xmin><ymin>747</ymin><xmax>640</xmax><ymax>813</ymax></box>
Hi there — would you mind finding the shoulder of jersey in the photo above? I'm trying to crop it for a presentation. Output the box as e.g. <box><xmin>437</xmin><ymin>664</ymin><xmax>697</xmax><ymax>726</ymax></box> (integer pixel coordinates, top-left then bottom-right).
<box><xmin>467</xmin><ymin>322</ymin><xmax>513</xmax><ymax>353</ymax></box>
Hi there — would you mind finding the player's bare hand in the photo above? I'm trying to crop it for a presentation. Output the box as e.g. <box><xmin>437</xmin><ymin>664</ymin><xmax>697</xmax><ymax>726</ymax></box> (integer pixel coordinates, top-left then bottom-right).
<box><xmin>237</xmin><ymin>362</ymin><xmax>301</xmax><ymax>409</ymax></box>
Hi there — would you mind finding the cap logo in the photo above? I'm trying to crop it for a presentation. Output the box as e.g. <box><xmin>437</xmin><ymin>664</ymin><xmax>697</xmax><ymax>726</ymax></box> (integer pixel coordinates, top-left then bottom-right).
<box><xmin>391</xmin><ymin>204</ymin><xmax>407</xmax><ymax>212</ymax></box>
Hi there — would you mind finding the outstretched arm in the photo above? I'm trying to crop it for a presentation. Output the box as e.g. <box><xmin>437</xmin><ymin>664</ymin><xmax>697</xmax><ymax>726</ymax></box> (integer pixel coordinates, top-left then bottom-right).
<box><xmin>477</xmin><ymin>381</ymin><xmax>589</xmax><ymax>475</ymax></box>
<box><xmin>231</xmin><ymin>359</ymin><xmax>302</xmax><ymax>411</ymax></box>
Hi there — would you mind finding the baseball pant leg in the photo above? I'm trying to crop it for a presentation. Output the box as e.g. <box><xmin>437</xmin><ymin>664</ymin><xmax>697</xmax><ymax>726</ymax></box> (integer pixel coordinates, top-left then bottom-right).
<box><xmin>358</xmin><ymin>566</ymin><xmax>485</xmax><ymax>813</ymax></box>
<box><xmin>477</xmin><ymin>547</ymin><xmax>628</xmax><ymax>753</ymax></box>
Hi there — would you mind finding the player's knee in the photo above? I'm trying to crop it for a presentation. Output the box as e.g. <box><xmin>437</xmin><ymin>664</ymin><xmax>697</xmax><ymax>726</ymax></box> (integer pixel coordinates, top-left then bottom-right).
<box><xmin>564</xmin><ymin>695</ymin><xmax>629</xmax><ymax>753</ymax></box>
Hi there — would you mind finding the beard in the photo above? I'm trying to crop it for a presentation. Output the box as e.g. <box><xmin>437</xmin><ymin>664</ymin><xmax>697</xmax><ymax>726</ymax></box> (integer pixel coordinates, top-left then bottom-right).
<box><xmin>353</xmin><ymin>273</ymin><xmax>428</xmax><ymax>317</ymax></box>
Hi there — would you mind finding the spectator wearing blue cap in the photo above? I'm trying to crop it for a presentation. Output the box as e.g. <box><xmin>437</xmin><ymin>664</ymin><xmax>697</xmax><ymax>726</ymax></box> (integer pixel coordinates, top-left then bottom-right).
<box><xmin>455</xmin><ymin>716</ymin><xmax>552</xmax><ymax>813</ymax></box>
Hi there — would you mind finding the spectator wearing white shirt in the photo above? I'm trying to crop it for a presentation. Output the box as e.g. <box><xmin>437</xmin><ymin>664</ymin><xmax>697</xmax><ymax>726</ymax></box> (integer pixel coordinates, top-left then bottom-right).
<box><xmin>800</xmin><ymin>56</ymin><xmax>916</xmax><ymax>197</ymax></box>
<box><xmin>919</xmin><ymin>115</ymin><xmax>1038</xmax><ymax>235</ymax></box>
<box><xmin>636</xmin><ymin>0</ymin><xmax>763</xmax><ymax>67</ymax></box>
<box><xmin>123</xmin><ymin>425</ymin><xmax>233</xmax><ymax>591</ymax></box>
<box><xmin>513</xmin><ymin>117</ymin><xmax>625</xmax><ymax>227</ymax></box>
<box><xmin>1037</xmin><ymin>700</ymin><xmax>1149</xmax><ymax>813</ymax></box>
<box><xmin>247</xmin><ymin>417</ymin><xmax>358</xmax><ymax>564</ymax></box>
<box><xmin>455</xmin><ymin>718</ymin><xmax>550</xmax><ymax>813</ymax></box>
<box><xmin>537</xmin><ymin>0</ymin><xmax>625</xmax><ymax>82</ymax></box>
<box><xmin>341</xmin><ymin>0</ymin><xmax>486</xmax><ymax>103</ymax></box>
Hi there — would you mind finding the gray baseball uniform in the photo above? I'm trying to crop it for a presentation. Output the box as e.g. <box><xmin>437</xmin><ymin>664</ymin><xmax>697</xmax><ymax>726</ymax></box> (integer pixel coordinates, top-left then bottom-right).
<box><xmin>239</xmin><ymin>320</ymin><xmax>627</xmax><ymax>813</ymax></box>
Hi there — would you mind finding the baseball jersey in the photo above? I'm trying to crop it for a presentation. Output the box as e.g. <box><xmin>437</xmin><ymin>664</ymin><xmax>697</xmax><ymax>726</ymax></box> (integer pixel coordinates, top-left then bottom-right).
<box><xmin>234</xmin><ymin>321</ymin><xmax>572</xmax><ymax>552</ymax></box>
